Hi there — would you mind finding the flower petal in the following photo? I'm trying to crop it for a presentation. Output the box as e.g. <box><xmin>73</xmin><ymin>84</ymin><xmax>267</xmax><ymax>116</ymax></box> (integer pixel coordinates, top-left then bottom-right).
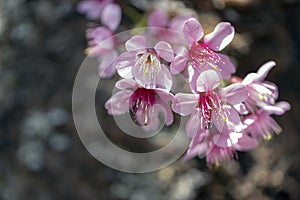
<box><xmin>115</xmin><ymin>52</ymin><xmax>135</xmax><ymax>78</ymax></box>
<box><xmin>77</xmin><ymin>1</ymin><xmax>102</xmax><ymax>20</ymax></box>
<box><xmin>234</xmin><ymin>133</ymin><xmax>258</xmax><ymax>151</ymax></box>
<box><xmin>134</xmin><ymin>64</ymin><xmax>173</xmax><ymax>91</ymax></box>
<box><xmin>155</xmin><ymin>99</ymin><xmax>174</xmax><ymax>125</ymax></box>
<box><xmin>233</xmin><ymin>103</ymin><xmax>249</xmax><ymax>115</ymax></box>
<box><xmin>256</xmin><ymin>61</ymin><xmax>276</xmax><ymax>81</ymax></box>
<box><xmin>276</xmin><ymin>101</ymin><xmax>291</xmax><ymax>112</ymax></box>
<box><xmin>186</xmin><ymin>109</ymin><xmax>203</xmax><ymax>137</ymax></box>
<box><xmin>216</xmin><ymin>54</ymin><xmax>236</xmax><ymax>80</ymax></box>
<box><xmin>148</xmin><ymin>9</ymin><xmax>169</xmax><ymax>27</ymax></box>
<box><xmin>105</xmin><ymin>90</ymin><xmax>132</xmax><ymax>115</ymax></box>
<box><xmin>213</xmin><ymin>133</ymin><xmax>231</xmax><ymax>148</ymax></box>
<box><xmin>263</xmin><ymin>101</ymin><xmax>291</xmax><ymax>115</ymax></box>
<box><xmin>169</xmin><ymin>15</ymin><xmax>193</xmax><ymax>32</ymax></box>
<box><xmin>242</xmin><ymin>73</ymin><xmax>258</xmax><ymax>85</ymax></box>
<box><xmin>221</xmin><ymin>83</ymin><xmax>249</xmax><ymax>105</ymax></box>
<box><xmin>172</xmin><ymin>93</ymin><xmax>198</xmax><ymax>115</ymax></box>
<box><xmin>196</xmin><ymin>70</ymin><xmax>220</xmax><ymax>92</ymax></box>
<box><xmin>155</xmin><ymin>89</ymin><xmax>174</xmax><ymax>102</ymax></box>
<box><xmin>155</xmin><ymin>64</ymin><xmax>173</xmax><ymax>91</ymax></box>
<box><xmin>183</xmin><ymin>142</ymin><xmax>207</xmax><ymax>160</ymax></box>
<box><xmin>125</xmin><ymin>35</ymin><xmax>146</xmax><ymax>53</ymax></box>
<box><xmin>204</xmin><ymin>22</ymin><xmax>235</xmax><ymax>51</ymax></box>
<box><xmin>115</xmin><ymin>79</ymin><xmax>137</xmax><ymax>90</ymax></box>
<box><xmin>101</xmin><ymin>3</ymin><xmax>122</xmax><ymax>31</ymax></box>
<box><xmin>183</xmin><ymin>18</ymin><xmax>204</xmax><ymax>42</ymax></box>
<box><xmin>98</xmin><ymin>50</ymin><xmax>118</xmax><ymax>78</ymax></box>
<box><xmin>170</xmin><ymin>54</ymin><xmax>188</xmax><ymax>74</ymax></box>
<box><xmin>154</xmin><ymin>41</ymin><xmax>174</xmax><ymax>62</ymax></box>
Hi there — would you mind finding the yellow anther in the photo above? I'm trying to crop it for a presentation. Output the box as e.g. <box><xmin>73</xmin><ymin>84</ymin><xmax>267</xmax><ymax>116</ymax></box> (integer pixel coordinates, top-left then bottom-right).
<box><xmin>266</xmin><ymin>134</ymin><xmax>272</xmax><ymax>141</ymax></box>
<box><xmin>258</xmin><ymin>94</ymin><xmax>264</xmax><ymax>101</ymax></box>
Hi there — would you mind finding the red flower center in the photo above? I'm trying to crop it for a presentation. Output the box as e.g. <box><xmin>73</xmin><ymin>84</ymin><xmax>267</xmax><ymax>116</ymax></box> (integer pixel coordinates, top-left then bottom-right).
<box><xmin>129</xmin><ymin>88</ymin><xmax>156</xmax><ymax>126</ymax></box>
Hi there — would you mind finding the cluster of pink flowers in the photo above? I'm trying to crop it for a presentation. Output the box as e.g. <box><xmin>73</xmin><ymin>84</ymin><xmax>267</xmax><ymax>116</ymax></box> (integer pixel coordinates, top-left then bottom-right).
<box><xmin>78</xmin><ymin>2</ymin><xmax>290</xmax><ymax>167</ymax></box>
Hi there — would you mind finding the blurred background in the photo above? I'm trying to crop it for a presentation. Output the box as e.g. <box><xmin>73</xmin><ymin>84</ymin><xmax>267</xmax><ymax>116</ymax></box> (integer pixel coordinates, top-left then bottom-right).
<box><xmin>0</xmin><ymin>0</ymin><xmax>300</xmax><ymax>199</ymax></box>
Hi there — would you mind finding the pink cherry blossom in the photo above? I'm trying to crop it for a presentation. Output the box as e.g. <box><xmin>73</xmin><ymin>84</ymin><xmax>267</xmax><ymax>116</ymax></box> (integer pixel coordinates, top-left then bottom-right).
<box><xmin>172</xmin><ymin>70</ymin><xmax>248</xmax><ymax>137</ymax></box>
<box><xmin>105</xmin><ymin>79</ymin><xmax>174</xmax><ymax>129</ymax></box>
<box><xmin>147</xmin><ymin>9</ymin><xmax>194</xmax><ymax>32</ymax></box>
<box><xmin>85</xmin><ymin>26</ymin><xmax>119</xmax><ymax>78</ymax></box>
<box><xmin>170</xmin><ymin>18</ymin><xmax>236</xmax><ymax>92</ymax></box>
<box><xmin>184</xmin><ymin>122</ymin><xmax>258</xmax><ymax>167</ymax></box>
<box><xmin>244</xmin><ymin>101</ymin><xmax>290</xmax><ymax>141</ymax></box>
<box><xmin>115</xmin><ymin>35</ymin><xmax>174</xmax><ymax>91</ymax></box>
<box><xmin>240</xmin><ymin>61</ymin><xmax>280</xmax><ymax>113</ymax></box>
<box><xmin>77</xmin><ymin>0</ymin><xmax>121</xmax><ymax>31</ymax></box>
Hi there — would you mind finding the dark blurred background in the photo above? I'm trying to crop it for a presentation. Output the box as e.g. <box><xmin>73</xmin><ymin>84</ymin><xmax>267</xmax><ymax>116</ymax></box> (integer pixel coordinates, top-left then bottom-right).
<box><xmin>0</xmin><ymin>0</ymin><xmax>300</xmax><ymax>199</ymax></box>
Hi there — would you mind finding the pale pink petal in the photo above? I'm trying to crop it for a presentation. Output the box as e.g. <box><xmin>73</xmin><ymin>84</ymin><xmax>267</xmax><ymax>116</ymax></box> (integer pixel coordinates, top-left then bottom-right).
<box><xmin>140</xmin><ymin>112</ymin><xmax>160</xmax><ymax>132</ymax></box>
<box><xmin>155</xmin><ymin>99</ymin><xmax>174</xmax><ymax>125</ymax></box>
<box><xmin>155</xmin><ymin>64</ymin><xmax>173</xmax><ymax>91</ymax></box>
<box><xmin>125</xmin><ymin>35</ymin><xmax>146</xmax><ymax>52</ymax></box>
<box><xmin>87</xmin><ymin>26</ymin><xmax>112</xmax><ymax>44</ymax></box>
<box><xmin>189</xmin><ymin>131</ymin><xmax>207</xmax><ymax>147</ymax></box>
<box><xmin>211</xmin><ymin>105</ymin><xmax>225</xmax><ymax>132</ymax></box>
<box><xmin>223</xmin><ymin>105</ymin><xmax>242</xmax><ymax>126</ymax></box>
<box><xmin>183</xmin><ymin>18</ymin><xmax>204</xmax><ymax>42</ymax></box>
<box><xmin>115</xmin><ymin>79</ymin><xmax>137</xmax><ymax>90</ymax></box>
<box><xmin>196</xmin><ymin>70</ymin><xmax>221</xmax><ymax>92</ymax></box>
<box><xmin>134</xmin><ymin>108</ymin><xmax>158</xmax><ymax>130</ymax></box>
<box><xmin>133</xmin><ymin>64</ymin><xmax>172</xmax><ymax>91</ymax></box>
<box><xmin>172</xmin><ymin>93</ymin><xmax>198</xmax><ymax>115</ymax></box>
<box><xmin>233</xmin><ymin>103</ymin><xmax>249</xmax><ymax>115</ymax></box>
<box><xmin>155</xmin><ymin>89</ymin><xmax>174</xmax><ymax>102</ymax></box>
<box><xmin>154</xmin><ymin>41</ymin><xmax>174</xmax><ymax>62</ymax></box>
<box><xmin>98</xmin><ymin>50</ymin><xmax>118</xmax><ymax>78</ymax></box>
<box><xmin>256</xmin><ymin>61</ymin><xmax>276</xmax><ymax>81</ymax></box>
<box><xmin>204</xmin><ymin>22</ymin><xmax>235</xmax><ymax>51</ymax></box>
<box><xmin>217</xmin><ymin>54</ymin><xmax>236</xmax><ymax>80</ymax></box>
<box><xmin>170</xmin><ymin>54</ymin><xmax>188</xmax><ymax>74</ymax></box>
<box><xmin>77</xmin><ymin>1</ymin><xmax>102</xmax><ymax>19</ymax></box>
<box><xmin>105</xmin><ymin>90</ymin><xmax>132</xmax><ymax>115</ymax></box>
<box><xmin>276</xmin><ymin>101</ymin><xmax>291</xmax><ymax>112</ymax></box>
<box><xmin>263</xmin><ymin>101</ymin><xmax>290</xmax><ymax>115</ymax></box>
<box><xmin>234</xmin><ymin>133</ymin><xmax>258</xmax><ymax>151</ymax></box>
<box><xmin>263</xmin><ymin>105</ymin><xmax>286</xmax><ymax>115</ymax></box>
<box><xmin>101</xmin><ymin>3</ymin><xmax>122</xmax><ymax>31</ymax></box>
<box><xmin>188</xmin><ymin>65</ymin><xmax>201</xmax><ymax>93</ymax></box>
<box><xmin>183</xmin><ymin>143</ymin><xmax>207</xmax><ymax>160</ymax></box>
<box><xmin>262</xmin><ymin>81</ymin><xmax>278</xmax><ymax>100</ymax></box>
<box><xmin>169</xmin><ymin>15</ymin><xmax>193</xmax><ymax>32</ymax></box>
<box><xmin>221</xmin><ymin>83</ymin><xmax>249</xmax><ymax>105</ymax></box>
<box><xmin>213</xmin><ymin>133</ymin><xmax>231</xmax><ymax>148</ymax></box>
<box><xmin>242</xmin><ymin>73</ymin><xmax>258</xmax><ymax>85</ymax></box>
<box><xmin>148</xmin><ymin>9</ymin><xmax>168</xmax><ymax>27</ymax></box>
<box><xmin>86</xmin><ymin>27</ymin><xmax>114</xmax><ymax>56</ymax></box>
<box><xmin>115</xmin><ymin>52</ymin><xmax>136</xmax><ymax>78</ymax></box>
<box><xmin>186</xmin><ymin>109</ymin><xmax>203</xmax><ymax>137</ymax></box>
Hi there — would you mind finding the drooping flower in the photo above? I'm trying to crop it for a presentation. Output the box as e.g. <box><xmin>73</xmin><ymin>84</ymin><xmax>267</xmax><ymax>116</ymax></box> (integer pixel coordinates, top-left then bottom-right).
<box><xmin>243</xmin><ymin>101</ymin><xmax>290</xmax><ymax>141</ymax></box>
<box><xmin>115</xmin><ymin>35</ymin><xmax>174</xmax><ymax>91</ymax></box>
<box><xmin>172</xmin><ymin>69</ymin><xmax>248</xmax><ymax>137</ymax></box>
<box><xmin>170</xmin><ymin>18</ymin><xmax>236</xmax><ymax>92</ymax></box>
<box><xmin>77</xmin><ymin>0</ymin><xmax>121</xmax><ymax>31</ymax></box>
<box><xmin>239</xmin><ymin>61</ymin><xmax>280</xmax><ymax>113</ymax></box>
<box><xmin>105</xmin><ymin>79</ymin><xmax>174</xmax><ymax>129</ymax></box>
<box><xmin>85</xmin><ymin>26</ymin><xmax>119</xmax><ymax>78</ymax></box>
<box><xmin>184</xmin><ymin>122</ymin><xmax>258</xmax><ymax>167</ymax></box>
